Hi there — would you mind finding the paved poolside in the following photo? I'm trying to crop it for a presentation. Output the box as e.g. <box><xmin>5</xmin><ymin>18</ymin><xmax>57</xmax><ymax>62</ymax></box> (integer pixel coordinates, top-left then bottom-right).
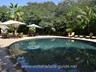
<box><xmin>0</xmin><ymin>36</ymin><xmax>96</xmax><ymax>48</ymax></box>
<box><xmin>0</xmin><ymin>36</ymin><xmax>96</xmax><ymax>72</ymax></box>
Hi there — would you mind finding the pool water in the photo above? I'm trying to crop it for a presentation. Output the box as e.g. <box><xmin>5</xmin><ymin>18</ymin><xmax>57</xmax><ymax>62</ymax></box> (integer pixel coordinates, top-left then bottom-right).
<box><xmin>9</xmin><ymin>38</ymin><xmax>96</xmax><ymax>72</ymax></box>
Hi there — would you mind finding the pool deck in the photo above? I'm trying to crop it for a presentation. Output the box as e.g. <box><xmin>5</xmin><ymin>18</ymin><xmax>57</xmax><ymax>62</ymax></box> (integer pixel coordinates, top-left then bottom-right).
<box><xmin>0</xmin><ymin>35</ymin><xmax>96</xmax><ymax>48</ymax></box>
<box><xmin>0</xmin><ymin>35</ymin><xmax>96</xmax><ymax>72</ymax></box>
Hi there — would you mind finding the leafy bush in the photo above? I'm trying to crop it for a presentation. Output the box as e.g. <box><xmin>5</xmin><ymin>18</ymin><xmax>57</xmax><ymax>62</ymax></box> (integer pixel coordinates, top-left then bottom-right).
<box><xmin>29</xmin><ymin>27</ymin><xmax>36</xmax><ymax>33</ymax></box>
<box><xmin>66</xmin><ymin>28</ymin><xmax>72</xmax><ymax>33</ymax></box>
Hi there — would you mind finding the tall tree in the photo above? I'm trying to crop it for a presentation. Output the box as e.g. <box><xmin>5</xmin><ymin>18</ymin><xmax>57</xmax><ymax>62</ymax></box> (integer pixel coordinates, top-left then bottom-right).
<box><xmin>77</xmin><ymin>6</ymin><xmax>96</xmax><ymax>34</ymax></box>
<box><xmin>9</xmin><ymin>3</ymin><xmax>24</xmax><ymax>21</ymax></box>
<box><xmin>0</xmin><ymin>6</ymin><xmax>10</xmax><ymax>22</ymax></box>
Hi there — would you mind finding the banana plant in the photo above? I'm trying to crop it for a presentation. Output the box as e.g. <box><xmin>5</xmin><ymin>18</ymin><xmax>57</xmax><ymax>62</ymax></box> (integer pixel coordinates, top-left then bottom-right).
<box><xmin>6</xmin><ymin>3</ymin><xmax>24</xmax><ymax>33</ymax></box>
<box><xmin>76</xmin><ymin>6</ymin><xmax>96</xmax><ymax>33</ymax></box>
<box><xmin>9</xmin><ymin>3</ymin><xmax>24</xmax><ymax>21</ymax></box>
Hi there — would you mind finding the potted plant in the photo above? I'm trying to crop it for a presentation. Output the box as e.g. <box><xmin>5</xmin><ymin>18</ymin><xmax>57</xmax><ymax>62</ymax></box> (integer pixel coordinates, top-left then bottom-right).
<box><xmin>66</xmin><ymin>28</ymin><xmax>72</xmax><ymax>37</ymax></box>
<box><xmin>28</xmin><ymin>28</ymin><xmax>36</xmax><ymax>36</ymax></box>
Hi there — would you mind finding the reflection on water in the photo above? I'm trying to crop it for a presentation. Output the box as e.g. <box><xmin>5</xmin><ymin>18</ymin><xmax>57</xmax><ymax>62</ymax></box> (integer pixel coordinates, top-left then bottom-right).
<box><xmin>9</xmin><ymin>38</ymin><xmax>96</xmax><ymax>72</ymax></box>
<box><xmin>17</xmin><ymin>48</ymin><xmax>96</xmax><ymax>72</ymax></box>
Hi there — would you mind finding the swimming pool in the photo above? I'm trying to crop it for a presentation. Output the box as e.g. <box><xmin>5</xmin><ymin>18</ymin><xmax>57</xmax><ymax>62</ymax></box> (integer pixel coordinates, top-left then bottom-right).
<box><xmin>9</xmin><ymin>38</ymin><xmax>96</xmax><ymax>72</ymax></box>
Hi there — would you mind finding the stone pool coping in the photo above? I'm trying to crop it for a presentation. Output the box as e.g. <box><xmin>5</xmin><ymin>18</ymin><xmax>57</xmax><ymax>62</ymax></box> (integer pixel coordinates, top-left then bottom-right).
<box><xmin>0</xmin><ymin>35</ymin><xmax>96</xmax><ymax>48</ymax></box>
<box><xmin>0</xmin><ymin>35</ymin><xmax>96</xmax><ymax>72</ymax></box>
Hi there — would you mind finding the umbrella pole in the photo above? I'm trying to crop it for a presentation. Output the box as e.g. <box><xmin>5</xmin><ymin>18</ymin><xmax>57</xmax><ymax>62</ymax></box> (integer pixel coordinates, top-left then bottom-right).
<box><xmin>14</xmin><ymin>25</ymin><xmax>17</xmax><ymax>35</ymax></box>
<box><xmin>14</xmin><ymin>29</ymin><xmax>17</xmax><ymax>35</ymax></box>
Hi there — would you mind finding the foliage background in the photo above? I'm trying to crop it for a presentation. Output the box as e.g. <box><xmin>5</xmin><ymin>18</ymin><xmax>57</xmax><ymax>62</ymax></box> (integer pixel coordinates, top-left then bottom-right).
<box><xmin>0</xmin><ymin>0</ymin><xmax>96</xmax><ymax>35</ymax></box>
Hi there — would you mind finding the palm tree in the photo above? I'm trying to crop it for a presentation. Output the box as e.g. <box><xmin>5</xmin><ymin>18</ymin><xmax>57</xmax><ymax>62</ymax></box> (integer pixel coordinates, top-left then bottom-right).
<box><xmin>77</xmin><ymin>6</ymin><xmax>95</xmax><ymax>34</ymax></box>
<box><xmin>9</xmin><ymin>3</ymin><xmax>24</xmax><ymax>21</ymax></box>
<box><xmin>8</xmin><ymin>3</ymin><xmax>24</xmax><ymax>33</ymax></box>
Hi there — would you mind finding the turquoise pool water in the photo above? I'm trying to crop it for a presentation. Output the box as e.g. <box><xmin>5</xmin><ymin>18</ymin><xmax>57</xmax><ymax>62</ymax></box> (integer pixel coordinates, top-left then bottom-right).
<box><xmin>9</xmin><ymin>38</ymin><xmax>96</xmax><ymax>72</ymax></box>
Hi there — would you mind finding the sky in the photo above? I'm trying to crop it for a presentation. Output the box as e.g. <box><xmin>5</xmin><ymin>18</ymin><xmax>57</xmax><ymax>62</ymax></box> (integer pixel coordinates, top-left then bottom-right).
<box><xmin>0</xmin><ymin>0</ymin><xmax>63</xmax><ymax>6</ymax></box>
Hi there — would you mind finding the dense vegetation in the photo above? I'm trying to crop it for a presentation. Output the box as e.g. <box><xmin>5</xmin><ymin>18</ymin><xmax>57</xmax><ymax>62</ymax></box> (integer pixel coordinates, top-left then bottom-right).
<box><xmin>0</xmin><ymin>0</ymin><xmax>96</xmax><ymax>35</ymax></box>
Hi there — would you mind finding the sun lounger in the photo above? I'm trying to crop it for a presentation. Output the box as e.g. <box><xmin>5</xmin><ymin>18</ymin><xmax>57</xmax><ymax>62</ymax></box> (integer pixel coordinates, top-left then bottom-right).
<box><xmin>17</xmin><ymin>33</ymin><xmax>23</xmax><ymax>38</ymax></box>
<box><xmin>79</xmin><ymin>35</ymin><xmax>84</xmax><ymax>38</ymax></box>
<box><xmin>74</xmin><ymin>35</ymin><xmax>79</xmax><ymax>38</ymax></box>
<box><xmin>86</xmin><ymin>33</ymin><xmax>93</xmax><ymax>39</ymax></box>
<box><xmin>69</xmin><ymin>32</ymin><xmax>75</xmax><ymax>37</ymax></box>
